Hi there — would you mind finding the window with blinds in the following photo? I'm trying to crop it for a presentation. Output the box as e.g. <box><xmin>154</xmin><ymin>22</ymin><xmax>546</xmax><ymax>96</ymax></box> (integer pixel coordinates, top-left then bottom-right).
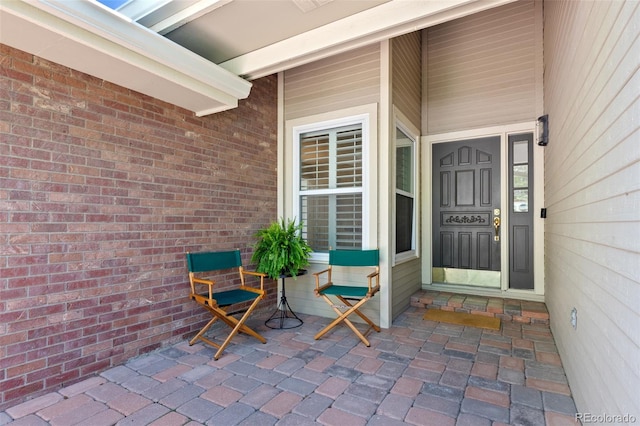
<box><xmin>299</xmin><ymin>124</ymin><xmax>363</xmax><ymax>252</ymax></box>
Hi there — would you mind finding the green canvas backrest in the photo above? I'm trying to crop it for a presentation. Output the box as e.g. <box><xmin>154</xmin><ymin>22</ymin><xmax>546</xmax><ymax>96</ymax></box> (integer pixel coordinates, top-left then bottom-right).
<box><xmin>186</xmin><ymin>250</ymin><xmax>242</xmax><ymax>273</ymax></box>
<box><xmin>329</xmin><ymin>249</ymin><xmax>379</xmax><ymax>267</ymax></box>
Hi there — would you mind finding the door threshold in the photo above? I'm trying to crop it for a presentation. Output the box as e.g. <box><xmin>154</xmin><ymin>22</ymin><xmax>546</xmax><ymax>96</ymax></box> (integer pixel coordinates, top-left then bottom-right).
<box><xmin>425</xmin><ymin>282</ymin><xmax>544</xmax><ymax>303</ymax></box>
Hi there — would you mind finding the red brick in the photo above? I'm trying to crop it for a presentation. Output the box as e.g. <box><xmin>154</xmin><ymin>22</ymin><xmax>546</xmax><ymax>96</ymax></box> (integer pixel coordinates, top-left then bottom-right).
<box><xmin>545</xmin><ymin>411</ymin><xmax>581</xmax><ymax>425</ymax></box>
<box><xmin>512</xmin><ymin>338</ymin><xmax>534</xmax><ymax>349</ymax></box>
<box><xmin>26</xmin><ymin>365</ymin><xmax>63</xmax><ymax>383</ymax></box>
<box><xmin>7</xmin><ymin>337</ymin><xmax>48</xmax><ymax>356</ymax></box>
<box><xmin>465</xmin><ymin>386</ymin><xmax>510</xmax><ymax>407</ymax></box>
<box><xmin>409</xmin><ymin>358</ymin><xmax>446</xmax><ymax>373</ymax></box>
<box><xmin>526</xmin><ymin>378</ymin><xmax>572</xmax><ymax>395</ymax></box>
<box><xmin>0</xmin><ymin>44</ymin><xmax>277</xmax><ymax>409</ymax></box>
<box><xmin>471</xmin><ymin>362</ymin><xmax>498</xmax><ymax>379</ymax></box>
<box><xmin>6</xmin><ymin>358</ymin><xmax>46</xmax><ymax>378</ymax></box>
<box><xmin>536</xmin><ymin>351</ymin><xmax>562</xmax><ymax>366</ymax></box>
<box><xmin>262</xmin><ymin>392</ymin><xmax>308</xmax><ymax>419</ymax></box>
<box><xmin>480</xmin><ymin>338</ymin><xmax>511</xmax><ymax>350</ymax></box>
<box><xmin>0</xmin><ymin>331</ymin><xmax>28</xmax><ymax>347</ymax></box>
<box><xmin>445</xmin><ymin>341</ymin><xmax>477</xmax><ymax>353</ymax></box>
<box><xmin>499</xmin><ymin>356</ymin><xmax>524</xmax><ymax>370</ymax></box>
<box><xmin>4</xmin><ymin>380</ymin><xmax>45</xmax><ymax>404</ymax></box>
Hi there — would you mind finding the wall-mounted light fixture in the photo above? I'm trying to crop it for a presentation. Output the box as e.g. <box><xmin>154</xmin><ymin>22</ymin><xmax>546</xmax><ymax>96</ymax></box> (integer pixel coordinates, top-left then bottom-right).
<box><xmin>537</xmin><ymin>114</ymin><xmax>549</xmax><ymax>146</ymax></box>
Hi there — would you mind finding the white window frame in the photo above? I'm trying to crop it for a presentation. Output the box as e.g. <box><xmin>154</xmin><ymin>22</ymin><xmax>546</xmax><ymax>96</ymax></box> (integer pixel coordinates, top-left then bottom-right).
<box><xmin>293</xmin><ymin>113</ymin><xmax>372</xmax><ymax>263</ymax></box>
<box><xmin>393</xmin><ymin>113</ymin><xmax>419</xmax><ymax>264</ymax></box>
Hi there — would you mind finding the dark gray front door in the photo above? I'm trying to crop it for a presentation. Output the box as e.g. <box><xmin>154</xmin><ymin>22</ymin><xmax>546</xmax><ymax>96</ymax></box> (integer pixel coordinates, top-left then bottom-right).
<box><xmin>432</xmin><ymin>137</ymin><xmax>501</xmax><ymax>277</ymax></box>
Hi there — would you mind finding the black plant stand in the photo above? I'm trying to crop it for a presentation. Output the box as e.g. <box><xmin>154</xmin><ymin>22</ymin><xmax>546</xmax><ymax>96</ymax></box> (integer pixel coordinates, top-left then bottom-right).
<box><xmin>265</xmin><ymin>270</ymin><xmax>305</xmax><ymax>329</ymax></box>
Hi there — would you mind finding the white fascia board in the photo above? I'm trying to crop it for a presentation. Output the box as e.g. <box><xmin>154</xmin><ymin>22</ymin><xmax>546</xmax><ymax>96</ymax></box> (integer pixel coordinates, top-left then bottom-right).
<box><xmin>0</xmin><ymin>0</ymin><xmax>251</xmax><ymax>116</ymax></box>
<box><xmin>222</xmin><ymin>0</ymin><xmax>516</xmax><ymax>80</ymax></box>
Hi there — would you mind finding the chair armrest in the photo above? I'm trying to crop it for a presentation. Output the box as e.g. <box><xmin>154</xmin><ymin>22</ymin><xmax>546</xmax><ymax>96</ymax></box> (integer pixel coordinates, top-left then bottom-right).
<box><xmin>313</xmin><ymin>267</ymin><xmax>332</xmax><ymax>294</ymax></box>
<box><xmin>241</xmin><ymin>270</ymin><xmax>267</xmax><ymax>278</ymax></box>
<box><xmin>366</xmin><ymin>270</ymin><xmax>380</xmax><ymax>296</ymax></box>
<box><xmin>313</xmin><ymin>267</ymin><xmax>331</xmax><ymax>277</ymax></box>
<box><xmin>191</xmin><ymin>277</ymin><xmax>215</xmax><ymax>300</ymax></box>
<box><xmin>192</xmin><ymin>277</ymin><xmax>215</xmax><ymax>285</ymax></box>
<box><xmin>240</xmin><ymin>267</ymin><xmax>266</xmax><ymax>291</ymax></box>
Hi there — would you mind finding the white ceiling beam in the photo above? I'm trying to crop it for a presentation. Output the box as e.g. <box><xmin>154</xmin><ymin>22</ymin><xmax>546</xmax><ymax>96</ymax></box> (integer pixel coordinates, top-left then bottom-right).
<box><xmin>221</xmin><ymin>0</ymin><xmax>517</xmax><ymax>80</ymax></box>
<box><xmin>0</xmin><ymin>0</ymin><xmax>251</xmax><ymax>116</ymax></box>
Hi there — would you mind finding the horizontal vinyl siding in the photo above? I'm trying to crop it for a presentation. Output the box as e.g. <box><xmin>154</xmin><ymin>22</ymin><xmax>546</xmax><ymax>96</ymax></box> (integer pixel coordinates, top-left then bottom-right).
<box><xmin>391</xmin><ymin>258</ymin><xmax>422</xmax><ymax>320</ymax></box>
<box><xmin>392</xmin><ymin>32</ymin><xmax>422</xmax><ymax>128</ymax></box>
<box><xmin>390</xmin><ymin>34</ymin><xmax>422</xmax><ymax>320</ymax></box>
<box><xmin>426</xmin><ymin>0</ymin><xmax>538</xmax><ymax>134</ymax></box>
<box><xmin>284</xmin><ymin>44</ymin><xmax>380</xmax><ymax>121</ymax></box>
<box><xmin>543</xmin><ymin>0</ymin><xmax>640</xmax><ymax>418</ymax></box>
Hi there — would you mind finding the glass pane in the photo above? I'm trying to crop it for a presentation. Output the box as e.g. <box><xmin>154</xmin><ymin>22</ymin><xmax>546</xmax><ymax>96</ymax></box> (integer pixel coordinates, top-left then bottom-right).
<box><xmin>301</xmin><ymin>195</ymin><xmax>329</xmax><ymax>251</ymax></box>
<box><xmin>336</xmin><ymin>128</ymin><xmax>362</xmax><ymax>188</ymax></box>
<box><xmin>335</xmin><ymin>194</ymin><xmax>362</xmax><ymax>250</ymax></box>
<box><xmin>396</xmin><ymin>194</ymin><xmax>413</xmax><ymax>253</ymax></box>
<box><xmin>396</xmin><ymin>146</ymin><xmax>413</xmax><ymax>192</ymax></box>
<box><xmin>300</xmin><ymin>126</ymin><xmax>362</xmax><ymax>190</ymax></box>
<box><xmin>513</xmin><ymin>189</ymin><xmax>528</xmax><ymax>212</ymax></box>
<box><xmin>300</xmin><ymin>193</ymin><xmax>362</xmax><ymax>252</ymax></box>
<box><xmin>513</xmin><ymin>165</ymin><xmax>528</xmax><ymax>188</ymax></box>
<box><xmin>300</xmin><ymin>133</ymin><xmax>329</xmax><ymax>190</ymax></box>
<box><xmin>513</xmin><ymin>140</ymin><xmax>529</xmax><ymax>164</ymax></box>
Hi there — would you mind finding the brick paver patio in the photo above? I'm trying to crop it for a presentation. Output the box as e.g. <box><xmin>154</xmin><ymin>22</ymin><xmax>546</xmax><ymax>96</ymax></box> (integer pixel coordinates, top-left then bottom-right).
<box><xmin>0</xmin><ymin>303</ymin><xmax>578</xmax><ymax>425</ymax></box>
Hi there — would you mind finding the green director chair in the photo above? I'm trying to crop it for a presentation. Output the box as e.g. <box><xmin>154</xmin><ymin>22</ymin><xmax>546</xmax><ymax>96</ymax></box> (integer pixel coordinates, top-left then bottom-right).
<box><xmin>313</xmin><ymin>249</ymin><xmax>381</xmax><ymax>346</ymax></box>
<box><xmin>186</xmin><ymin>250</ymin><xmax>267</xmax><ymax>360</ymax></box>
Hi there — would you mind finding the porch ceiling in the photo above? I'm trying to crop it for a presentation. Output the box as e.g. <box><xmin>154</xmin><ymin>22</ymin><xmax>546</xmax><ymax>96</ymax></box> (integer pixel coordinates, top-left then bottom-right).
<box><xmin>0</xmin><ymin>0</ymin><xmax>516</xmax><ymax>116</ymax></box>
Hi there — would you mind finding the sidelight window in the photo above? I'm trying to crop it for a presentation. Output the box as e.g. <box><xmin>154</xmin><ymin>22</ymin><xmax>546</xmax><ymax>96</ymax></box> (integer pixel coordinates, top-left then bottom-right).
<box><xmin>394</xmin><ymin>120</ymin><xmax>418</xmax><ymax>260</ymax></box>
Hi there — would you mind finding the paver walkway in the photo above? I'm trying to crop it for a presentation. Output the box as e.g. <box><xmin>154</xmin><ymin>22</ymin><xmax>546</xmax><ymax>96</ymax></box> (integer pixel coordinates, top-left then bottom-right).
<box><xmin>0</xmin><ymin>307</ymin><xmax>579</xmax><ymax>425</ymax></box>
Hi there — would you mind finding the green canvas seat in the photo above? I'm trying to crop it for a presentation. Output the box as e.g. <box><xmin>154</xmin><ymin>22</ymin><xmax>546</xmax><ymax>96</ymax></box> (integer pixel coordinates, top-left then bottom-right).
<box><xmin>186</xmin><ymin>250</ymin><xmax>267</xmax><ymax>360</ymax></box>
<box><xmin>313</xmin><ymin>249</ymin><xmax>381</xmax><ymax>346</ymax></box>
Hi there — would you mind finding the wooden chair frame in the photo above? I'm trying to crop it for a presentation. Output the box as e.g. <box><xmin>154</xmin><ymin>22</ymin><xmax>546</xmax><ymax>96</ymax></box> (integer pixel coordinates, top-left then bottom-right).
<box><xmin>313</xmin><ymin>249</ymin><xmax>381</xmax><ymax>346</ymax></box>
<box><xmin>186</xmin><ymin>250</ymin><xmax>267</xmax><ymax>360</ymax></box>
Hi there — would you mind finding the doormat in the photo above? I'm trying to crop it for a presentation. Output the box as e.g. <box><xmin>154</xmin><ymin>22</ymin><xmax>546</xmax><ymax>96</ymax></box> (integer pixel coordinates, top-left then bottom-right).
<box><xmin>423</xmin><ymin>309</ymin><xmax>501</xmax><ymax>330</ymax></box>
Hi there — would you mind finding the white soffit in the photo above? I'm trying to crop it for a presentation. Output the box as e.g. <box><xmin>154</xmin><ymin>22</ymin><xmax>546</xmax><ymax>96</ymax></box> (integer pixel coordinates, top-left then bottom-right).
<box><xmin>221</xmin><ymin>0</ymin><xmax>517</xmax><ymax>79</ymax></box>
<box><xmin>0</xmin><ymin>0</ymin><xmax>252</xmax><ymax>116</ymax></box>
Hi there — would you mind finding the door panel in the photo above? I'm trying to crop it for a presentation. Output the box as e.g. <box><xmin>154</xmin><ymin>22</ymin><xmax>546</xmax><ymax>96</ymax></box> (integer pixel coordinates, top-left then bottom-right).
<box><xmin>432</xmin><ymin>137</ymin><xmax>501</xmax><ymax>285</ymax></box>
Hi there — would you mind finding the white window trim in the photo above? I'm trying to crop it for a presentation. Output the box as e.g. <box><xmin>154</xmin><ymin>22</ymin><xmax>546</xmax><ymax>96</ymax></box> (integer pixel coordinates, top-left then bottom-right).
<box><xmin>393</xmin><ymin>110</ymin><xmax>420</xmax><ymax>265</ymax></box>
<box><xmin>292</xmin><ymin>113</ymin><xmax>373</xmax><ymax>263</ymax></box>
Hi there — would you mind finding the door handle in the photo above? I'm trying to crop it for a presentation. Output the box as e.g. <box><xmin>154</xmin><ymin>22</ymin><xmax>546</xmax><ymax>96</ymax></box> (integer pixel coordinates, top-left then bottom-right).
<box><xmin>493</xmin><ymin>217</ymin><xmax>501</xmax><ymax>241</ymax></box>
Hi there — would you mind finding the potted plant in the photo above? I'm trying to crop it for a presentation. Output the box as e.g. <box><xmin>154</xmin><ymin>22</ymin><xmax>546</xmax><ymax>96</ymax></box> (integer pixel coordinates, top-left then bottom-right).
<box><xmin>251</xmin><ymin>218</ymin><xmax>312</xmax><ymax>280</ymax></box>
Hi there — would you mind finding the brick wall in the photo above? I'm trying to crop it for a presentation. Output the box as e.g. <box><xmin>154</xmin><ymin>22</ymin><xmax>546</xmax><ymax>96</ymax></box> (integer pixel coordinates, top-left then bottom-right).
<box><xmin>0</xmin><ymin>44</ymin><xmax>278</xmax><ymax>409</ymax></box>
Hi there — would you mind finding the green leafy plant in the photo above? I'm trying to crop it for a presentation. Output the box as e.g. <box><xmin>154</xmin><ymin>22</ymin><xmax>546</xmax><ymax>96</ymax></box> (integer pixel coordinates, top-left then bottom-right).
<box><xmin>251</xmin><ymin>218</ymin><xmax>312</xmax><ymax>280</ymax></box>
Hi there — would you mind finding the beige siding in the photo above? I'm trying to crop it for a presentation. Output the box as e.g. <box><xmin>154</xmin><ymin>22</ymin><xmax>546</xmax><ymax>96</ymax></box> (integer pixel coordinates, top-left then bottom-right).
<box><xmin>390</xmin><ymin>33</ymin><xmax>422</xmax><ymax>320</ymax></box>
<box><xmin>284</xmin><ymin>44</ymin><xmax>380</xmax><ymax>121</ymax></box>
<box><xmin>425</xmin><ymin>0</ymin><xmax>538</xmax><ymax>134</ymax></box>
<box><xmin>391</xmin><ymin>258</ymin><xmax>422</xmax><ymax>319</ymax></box>
<box><xmin>543</xmin><ymin>0</ymin><xmax>640</xmax><ymax>417</ymax></box>
<box><xmin>282</xmin><ymin>45</ymin><xmax>385</xmax><ymax>324</ymax></box>
<box><xmin>392</xmin><ymin>32</ymin><xmax>422</xmax><ymax>128</ymax></box>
